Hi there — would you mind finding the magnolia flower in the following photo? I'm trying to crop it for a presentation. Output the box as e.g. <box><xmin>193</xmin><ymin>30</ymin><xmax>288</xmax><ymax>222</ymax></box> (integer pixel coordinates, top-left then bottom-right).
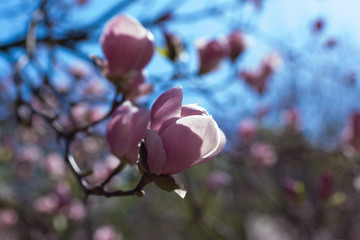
<box><xmin>227</xmin><ymin>31</ymin><xmax>246</xmax><ymax>62</ymax></box>
<box><xmin>101</xmin><ymin>14</ymin><xmax>155</xmax><ymax>80</ymax></box>
<box><xmin>106</xmin><ymin>101</ymin><xmax>150</xmax><ymax>164</ymax></box>
<box><xmin>144</xmin><ymin>87</ymin><xmax>226</xmax><ymax>175</ymax></box>
<box><xmin>197</xmin><ymin>38</ymin><xmax>229</xmax><ymax>75</ymax></box>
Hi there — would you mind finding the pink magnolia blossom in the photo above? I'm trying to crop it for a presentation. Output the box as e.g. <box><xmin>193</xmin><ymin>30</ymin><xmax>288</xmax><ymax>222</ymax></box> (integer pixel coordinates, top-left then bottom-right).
<box><xmin>101</xmin><ymin>14</ymin><xmax>155</xmax><ymax>80</ymax></box>
<box><xmin>227</xmin><ymin>31</ymin><xmax>246</xmax><ymax>62</ymax></box>
<box><xmin>145</xmin><ymin>87</ymin><xmax>226</xmax><ymax>175</ymax></box>
<box><xmin>197</xmin><ymin>38</ymin><xmax>229</xmax><ymax>75</ymax></box>
<box><xmin>106</xmin><ymin>101</ymin><xmax>150</xmax><ymax>164</ymax></box>
<box><xmin>342</xmin><ymin>111</ymin><xmax>360</xmax><ymax>152</ymax></box>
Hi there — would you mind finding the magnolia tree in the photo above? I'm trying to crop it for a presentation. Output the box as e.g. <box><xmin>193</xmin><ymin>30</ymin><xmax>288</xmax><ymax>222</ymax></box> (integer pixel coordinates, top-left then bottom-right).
<box><xmin>2</xmin><ymin>0</ymin><xmax>360</xmax><ymax>239</ymax></box>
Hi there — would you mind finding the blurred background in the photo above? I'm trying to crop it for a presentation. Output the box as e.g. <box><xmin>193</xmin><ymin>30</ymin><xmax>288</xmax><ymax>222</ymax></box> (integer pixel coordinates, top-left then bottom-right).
<box><xmin>1</xmin><ymin>0</ymin><xmax>360</xmax><ymax>239</ymax></box>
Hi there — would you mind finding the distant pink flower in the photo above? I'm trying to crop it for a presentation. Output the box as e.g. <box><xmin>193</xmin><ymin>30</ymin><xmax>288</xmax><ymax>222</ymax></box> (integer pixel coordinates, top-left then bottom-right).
<box><xmin>101</xmin><ymin>15</ymin><xmax>155</xmax><ymax>80</ymax></box>
<box><xmin>45</xmin><ymin>152</ymin><xmax>65</xmax><ymax>179</ymax></box>
<box><xmin>237</xmin><ymin>118</ymin><xmax>257</xmax><ymax>144</ymax></box>
<box><xmin>33</xmin><ymin>194</ymin><xmax>59</xmax><ymax>214</ymax></box>
<box><xmin>206</xmin><ymin>170</ymin><xmax>232</xmax><ymax>193</ymax></box>
<box><xmin>240</xmin><ymin>53</ymin><xmax>281</xmax><ymax>94</ymax></box>
<box><xmin>94</xmin><ymin>226</ymin><xmax>119</xmax><ymax>240</ymax></box>
<box><xmin>0</xmin><ymin>209</ymin><xmax>18</xmax><ymax>227</ymax></box>
<box><xmin>106</xmin><ymin>101</ymin><xmax>150</xmax><ymax>164</ymax></box>
<box><xmin>342</xmin><ymin>111</ymin><xmax>360</xmax><ymax>152</ymax></box>
<box><xmin>77</xmin><ymin>0</ymin><xmax>88</xmax><ymax>5</ymax></box>
<box><xmin>197</xmin><ymin>38</ymin><xmax>229</xmax><ymax>75</ymax></box>
<box><xmin>122</xmin><ymin>71</ymin><xmax>153</xmax><ymax>101</ymax></box>
<box><xmin>317</xmin><ymin>171</ymin><xmax>333</xmax><ymax>201</ymax></box>
<box><xmin>54</xmin><ymin>181</ymin><xmax>71</xmax><ymax>208</ymax></box>
<box><xmin>62</xmin><ymin>200</ymin><xmax>86</xmax><ymax>221</ymax></box>
<box><xmin>16</xmin><ymin>145</ymin><xmax>43</xmax><ymax>164</ymax></box>
<box><xmin>227</xmin><ymin>31</ymin><xmax>246</xmax><ymax>62</ymax></box>
<box><xmin>250</xmin><ymin>142</ymin><xmax>277</xmax><ymax>166</ymax></box>
<box><xmin>145</xmin><ymin>87</ymin><xmax>226</xmax><ymax>175</ymax></box>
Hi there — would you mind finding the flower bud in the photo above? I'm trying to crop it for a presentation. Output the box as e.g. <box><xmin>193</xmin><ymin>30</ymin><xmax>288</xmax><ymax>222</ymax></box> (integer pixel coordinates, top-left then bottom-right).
<box><xmin>227</xmin><ymin>31</ymin><xmax>246</xmax><ymax>62</ymax></box>
<box><xmin>164</xmin><ymin>32</ymin><xmax>184</xmax><ymax>62</ymax></box>
<box><xmin>196</xmin><ymin>38</ymin><xmax>229</xmax><ymax>75</ymax></box>
<box><xmin>106</xmin><ymin>101</ymin><xmax>150</xmax><ymax>164</ymax></box>
<box><xmin>239</xmin><ymin>53</ymin><xmax>281</xmax><ymax>94</ymax></box>
<box><xmin>101</xmin><ymin>14</ymin><xmax>155</xmax><ymax>80</ymax></box>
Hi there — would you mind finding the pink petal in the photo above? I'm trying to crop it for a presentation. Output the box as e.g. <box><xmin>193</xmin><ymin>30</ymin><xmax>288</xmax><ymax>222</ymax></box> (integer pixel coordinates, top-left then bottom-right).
<box><xmin>106</xmin><ymin>114</ymin><xmax>132</xmax><ymax>159</ymax></box>
<box><xmin>192</xmin><ymin>127</ymin><xmax>226</xmax><ymax>166</ymax></box>
<box><xmin>181</xmin><ymin>104</ymin><xmax>208</xmax><ymax>117</ymax></box>
<box><xmin>126</xmin><ymin>109</ymin><xmax>150</xmax><ymax>164</ymax></box>
<box><xmin>134</xmin><ymin>32</ymin><xmax>155</xmax><ymax>70</ymax></box>
<box><xmin>146</xmin><ymin>129</ymin><xmax>166</xmax><ymax>175</ymax></box>
<box><xmin>150</xmin><ymin>87</ymin><xmax>183</xmax><ymax>134</ymax></box>
<box><xmin>159</xmin><ymin>115</ymin><xmax>222</xmax><ymax>175</ymax></box>
<box><xmin>102</xmin><ymin>35</ymin><xmax>145</xmax><ymax>78</ymax></box>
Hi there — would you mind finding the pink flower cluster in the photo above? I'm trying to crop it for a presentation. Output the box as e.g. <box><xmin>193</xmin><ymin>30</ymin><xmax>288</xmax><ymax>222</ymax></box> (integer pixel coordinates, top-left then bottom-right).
<box><xmin>240</xmin><ymin>53</ymin><xmax>282</xmax><ymax>94</ymax></box>
<box><xmin>102</xmin><ymin>15</ymin><xmax>226</xmax><ymax>179</ymax></box>
<box><xmin>197</xmin><ymin>31</ymin><xmax>247</xmax><ymax>75</ymax></box>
